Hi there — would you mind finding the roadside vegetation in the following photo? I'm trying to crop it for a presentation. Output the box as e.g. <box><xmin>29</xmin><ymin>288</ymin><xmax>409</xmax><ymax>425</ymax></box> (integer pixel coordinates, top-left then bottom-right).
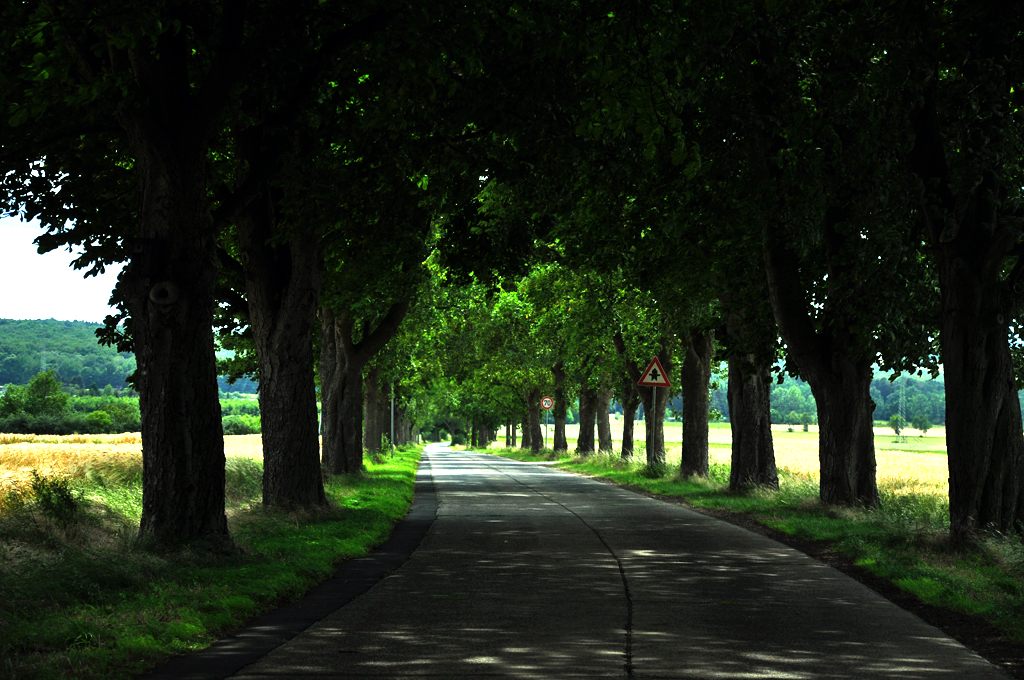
<box><xmin>486</xmin><ymin>430</ymin><xmax>1024</xmax><ymax>646</ymax></box>
<box><xmin>0</xmin><ymin>437</ymin><xmax>422</xmax><ymax>680</ymax></box>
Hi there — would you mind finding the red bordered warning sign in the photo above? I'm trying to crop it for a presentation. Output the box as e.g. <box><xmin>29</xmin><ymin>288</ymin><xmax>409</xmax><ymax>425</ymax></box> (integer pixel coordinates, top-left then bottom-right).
<box><xmin>540</xmin><ymin>396</ymin><xmax>554</xmax><ymax>410</ymax></box>
<box><xmin>637</xmin><ymin>357</ymin><xmax>671</xmax><ymax>387</ymax></box>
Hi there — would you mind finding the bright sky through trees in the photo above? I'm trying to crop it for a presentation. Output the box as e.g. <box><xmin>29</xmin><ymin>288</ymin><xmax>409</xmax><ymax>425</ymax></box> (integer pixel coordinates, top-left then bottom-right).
<box><xmin>0</xmin><ymin>215</ymin><xmax>122</xmax><ymax>323</ymax></box>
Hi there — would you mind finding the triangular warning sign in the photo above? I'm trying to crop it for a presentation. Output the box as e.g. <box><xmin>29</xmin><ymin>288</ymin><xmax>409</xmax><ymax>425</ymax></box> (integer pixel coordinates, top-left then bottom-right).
<box><xmin>638</xmin><ymin>357</ymin><xmax>671</xmax><ymax>387</ymax></box>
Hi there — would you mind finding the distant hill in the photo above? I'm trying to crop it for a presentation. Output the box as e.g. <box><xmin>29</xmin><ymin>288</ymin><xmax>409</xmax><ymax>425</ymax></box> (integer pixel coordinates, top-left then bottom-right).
<box><xmin>0</xmin><ymin>318</ymin><xmax>134</xmax><ymax>388</ymax></box>
<box><xmin>0</xmin><ymin>319</ymin><xmax>258</xmax><ymax>393</ymax></box>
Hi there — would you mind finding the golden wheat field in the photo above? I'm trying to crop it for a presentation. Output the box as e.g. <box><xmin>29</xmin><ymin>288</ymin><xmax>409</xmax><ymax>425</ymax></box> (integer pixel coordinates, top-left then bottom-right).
<box><xmin>0</xmin><ymin>433</ymin><xmax>266</xmax><ymax>494</ymax></box>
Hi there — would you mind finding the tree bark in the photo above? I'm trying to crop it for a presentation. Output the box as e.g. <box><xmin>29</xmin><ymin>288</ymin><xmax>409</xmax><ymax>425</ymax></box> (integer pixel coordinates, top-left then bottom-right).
<box><xmin>576</xmin><ymin>385</ymin><xmax>598</xmax><ymax>456</ymax></box>
<box><xmin>520</xmin><ymin>412</ymin><xmax>531</xmax><ymax>449</ymax></box>
<box><xmin>320</xmin><ymin>298</ymin><xmax>410</xmax><ymax>474</ymax></box>
<box><xmin>363</xmin><ymin>366</ymin><xmax>382</xmax><ymax>454</ymax></box>
<box><xmin>763</xmin><ymin>221</ymin><xmax>879</xmax><ymax>507</ymax></box>
<box><xmin>727</xmin><ymin>355</ymin><xmax>778</xmax><ymax>490</ymax></box>
<box><xmin>908</xmin><ymin>67</ymin><xmax>1024</xmax><ymax>539</ymax></box>
<box><xmin>129</xmin><ymin>158</ymin><xmax>229</xmax><ymax>545</ymax></box>
<box><xmin>237</xmin><ymin>195</ymin><xmax>325</xmax><ymax>508</ymax></box>
<box><xmin>613</xmin><ymin>333</ymin><xmax>671</xmax><ymax>468</ymax></box>
<box><xmin>552</xmin><ymin>362</ymin><xmax>568</xmax><ymax>451</ymax></box>
<box><xmin>680</xmin><ymin>329</ymin><xmax>713</xmax><ymax>477</ymax></box>
<box><xmin>527</xmin><ymin>387</ymin><xmax>543</xmax><ymax>452</ymax></box>
<box><xmin>728</xmin><ymin>366</ymin><xmax>771</xmax><ymax>479</ymax></box>
<box><xmin>597</xmin><ymin>386</ymin><xmax>613</xmax><ymax>452</ymax></box>
<box><xmin>620</xmin><ymin>379</ymin><xmax>642</xmax><ymax>460</ymax></box>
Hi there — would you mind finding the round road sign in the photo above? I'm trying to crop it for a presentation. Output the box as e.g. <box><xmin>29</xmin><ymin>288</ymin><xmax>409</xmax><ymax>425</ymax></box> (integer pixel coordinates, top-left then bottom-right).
<box><xmin>541</xmin><ymin>396</ymin><xmax>554</xmax><ymax>410</ymax></box>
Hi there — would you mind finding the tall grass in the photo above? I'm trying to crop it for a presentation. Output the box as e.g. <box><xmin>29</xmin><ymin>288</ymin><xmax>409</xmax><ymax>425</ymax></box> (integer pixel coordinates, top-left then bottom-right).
<box><xmin>0</xmin><ymin>437</ymin><xmax>421</xmax><ymax>680</ymax></box>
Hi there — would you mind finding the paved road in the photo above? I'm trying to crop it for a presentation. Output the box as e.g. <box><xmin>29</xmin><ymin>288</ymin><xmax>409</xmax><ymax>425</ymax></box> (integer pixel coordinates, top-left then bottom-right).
<box><xmin>174</xmin><ymin>444</ymin><xmax>1011</xmax><ymax>679</ymax></box>
<box><xmin>226</xmin><ymin>444</ymin><xmax>1007</xmax><ymax>679</ymax></box>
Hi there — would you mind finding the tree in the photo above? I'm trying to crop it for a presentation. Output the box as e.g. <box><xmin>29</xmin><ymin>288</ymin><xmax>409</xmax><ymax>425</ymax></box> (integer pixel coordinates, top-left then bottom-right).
<box><xmin>912</xmin><ymin>414</ymin><xmax>932</xmax><ymax>436</ymax></box>
<box><xmin>889</xmin><ymin>414</ymin><xmax>906</xmax><ymax>437</ymax></box>
<box><xmin>0</xmin><ymin>2</ymin><xmax>394</xmax><ymax>546</ymax></box>
<box><xmin>902</xmin><ymin>0</ymin><xmax>1024</xmax><ymax>540</ymax></box>
<box><xmin>0</xmin><ymin>370</ymin><xmax>68</xmax><ymax>417</ymax></box>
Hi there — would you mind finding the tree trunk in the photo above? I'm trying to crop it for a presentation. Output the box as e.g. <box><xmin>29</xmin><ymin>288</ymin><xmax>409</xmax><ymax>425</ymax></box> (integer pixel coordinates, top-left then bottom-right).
<box><xmin>597</xmin><ymin>387</ymin><xmax>613</xmax><ymax>452</ymax></box>
<box><xmin>363</xmin><ymin>366</ymin><xmax>382</xmax><ymax>454</ymax></box>
<box><xmin>680</xmin><ymin>329</ymin><xmax>713</xmax><ymax>478</ymax></box>
<box><xmin>764</xmin><ymin>220</ymin><xmax>879</xmax><ymax>507</ymax></box>
<box><xmin>727</xmin><ymin>355</ymin><xmax>778</xmax><ymax>490</ymax></box>
<box><xmin>614</xmin><ymin>333</ymin><xmax>671</xmax><ymax>468</ymax></box>
<box><xmin>527</xmin><ymin>387</ymin><xmax>543</xmax><ymax>452</ymax></box>
<box><xmin>620</xmin><ymin>385</ymin><xmax>641</xmax><ymax>460</ymax></box>
<box><xmin>520</xmin><ymin>412</ymin><xmax>531</xmax><ymax>449</ymax></box>
<box><xmin>128</xmin><ymin>151</ymin><xmax>229</xmax><ymax>545</ymax></box>
<box><xmin>908</xmin><ymin>69</ymin><xmax>1024</xmax><ymax>540</ymax></box>
<box><xmin>552</xmin><ymin>362</ymin><xmax>568</xmax><ymax>451</ymax></box>
<box><xmin>237</xmin><ymin>197</ymin><xmax>325</xmax><ymax>508</ymax></box>
<box><xmin>576</xmin><ymin>386</ymin><xmax>598</xmax><ymax>456</ymax></box>
<box><xmin>505</xmin><ymin>419</ymin><xmax>513</xmax><ymax>448</ymax></box>
<box><xmin>320</xmin><ymin>298</ymin><xmax>410</xmax><ymax>474</ymax></box>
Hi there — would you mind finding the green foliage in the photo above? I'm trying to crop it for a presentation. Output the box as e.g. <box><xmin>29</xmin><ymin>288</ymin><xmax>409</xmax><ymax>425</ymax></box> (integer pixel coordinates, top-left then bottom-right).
<box><xmin>450</xmin><ymin>433</ymin><xmax>467</xmax><ymax>446</ymax></box>
<box><xmin>84</xmin><ymin>410</ymin><xmax>113</xmax><ymax>433</ymax></box>
<box><xmin>889</xmin><ymin>414</ymin><xmax>907</xmax><ymax>436</ymax></box>
<box><xmin>912</xmin><ymin>414</ymin><xmax>933</xmax><ymax>435</ymax></box>
<box><xmin>28</xmin><ymin>470</ymin><xmax>79</xmax><ymax>528</ymax></box>
<box><xmin>222</xmin><ymin>415</ymin><xmax>261</xmax><ymax>436</ymax></box>
<box><xmin>0</xmin><ymin>320</ymin><xmax>136</xmax><ymax>388</ymax></box>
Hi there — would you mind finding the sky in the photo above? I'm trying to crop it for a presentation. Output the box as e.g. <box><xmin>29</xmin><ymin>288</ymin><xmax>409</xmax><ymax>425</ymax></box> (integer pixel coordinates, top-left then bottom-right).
<box><xmin>0</xmin><ymin>215</ymin><xmax>123</xmax><ymax>324</ymax></box>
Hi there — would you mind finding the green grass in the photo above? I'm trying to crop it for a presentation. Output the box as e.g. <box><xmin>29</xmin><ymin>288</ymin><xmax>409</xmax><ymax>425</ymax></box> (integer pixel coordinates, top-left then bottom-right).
<box><xmin>485</xmin><ymin>445</ymin><xmax>1024</xmax><ymax>646</ymax></box>
<box><xmin>0</xmin><ymin>446</ymin><xmax>422</xmax><ymax>680</ymax></box>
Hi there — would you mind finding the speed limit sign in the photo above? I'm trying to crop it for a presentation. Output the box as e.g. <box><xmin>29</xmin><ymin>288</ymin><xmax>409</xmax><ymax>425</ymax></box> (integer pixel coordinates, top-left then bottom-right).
<box><xmin>541</xmin><ymin>396</ymin><xmax>554</xmax><ymax>410</ymax></box>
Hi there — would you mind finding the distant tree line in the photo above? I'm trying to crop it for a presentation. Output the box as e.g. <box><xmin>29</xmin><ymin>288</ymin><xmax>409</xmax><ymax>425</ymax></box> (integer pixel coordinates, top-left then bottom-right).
<box><xmin>706</xmin><ymin>373</ymin><xmax>948</xmax><ymax>428</ymax></box>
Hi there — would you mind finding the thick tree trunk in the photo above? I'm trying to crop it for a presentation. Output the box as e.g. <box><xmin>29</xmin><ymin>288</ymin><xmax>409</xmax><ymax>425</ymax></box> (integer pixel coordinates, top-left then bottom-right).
<box><xmin>908</xmin><ymin>69</ymin><xmax>1024</xmax><ymax>539</ymax></box>
<box><xmin>680</xmin><ymin>329</ymin><xmax>713</xmax><ymax>478</ymax></box>
<box><xmin>320</xmin><ymin>299</ymin><xmax>410</xmax><ymax>474</ymax></box>
<box><xmin>520</xmin><ymin>412</ymin><xmax>531</xmax><ymax>449</ymax></box>
<box><xmin>810</xmin><ymin>362</ymin><xmax>878</xmax><ymax>505</ymax></box>
<box><xmin>727</xmin><ymin>355</ymin><xmax>778</xmax><ymax>490</ymax></box>
<box><xmin>128</xmin><ymin>153</ymin><xmax>228</xmax><ymax>545</ymax></box>
<box><xmin>638</xmin><ymin>385</ymin><xmax>669</xmax><ymax>467</ymax></box>
<box><xmin>552</xmin><ymin>362</ymin><xmax>568</xmax><ymax>451</ymax></box>
<box><xmin>527</xmin><ymin>387</ymin><xmax>543</xmax><ymax>452</ymax></box>
<box><xmin>764</xmin><ymin>221</ymin><xmax>879</xmax><ymax>507</ymax></box>
<box><xmin>505</xmin><ymin>419</ymin><xmax>512</xmax><ymax>447</ymax></box>
<box><xmin>597</xmin><ymin>387</ymin><xmax>613</xmax><ymax>452</ymax></box>
<box><xmin>576</xmin><ymin>386</ymin><xmax>598</xmax><ymax>456</ymax></box>
<box><xmin>238</xmin><ymin>200</ymin><xmax>325</xmax><ymax>508</ymax></box>
<box><xmin>363</xmin><ymin>366</ymin><xmax>382</xmax><ymax>454</ymax></box>
<box><xmin>620</xmin><ymin>380</ymin><xmax>641</xmax><ymax>460</ymax></box>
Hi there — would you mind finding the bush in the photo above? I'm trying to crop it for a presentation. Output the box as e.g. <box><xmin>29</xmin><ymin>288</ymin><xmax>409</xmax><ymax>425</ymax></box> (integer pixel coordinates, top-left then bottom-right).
<box><xmin>85</xmin><ymin>410</ymin><xmax>113</xmax><ymax>433</ymax></box>
<box><xmin>223</xmin><ymin>414</ymin><xmax>261</xmax><ymax>435</ymax></box>
<box><xmin>29</xmin><ymin>471</ymin><xmax>79</xmax><ymax>527</ymax></box>
<box><xmin>450</xmin><ymin>433</ymin><xmax>466</xmax><ymax>446</ymax></box>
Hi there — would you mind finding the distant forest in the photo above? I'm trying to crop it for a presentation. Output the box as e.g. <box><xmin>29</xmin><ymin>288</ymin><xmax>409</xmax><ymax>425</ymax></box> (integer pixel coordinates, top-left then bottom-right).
<box><xmin>0</xmin><ymin>319</ymin><xmax>257</xmax><ymax>393</ymax></box>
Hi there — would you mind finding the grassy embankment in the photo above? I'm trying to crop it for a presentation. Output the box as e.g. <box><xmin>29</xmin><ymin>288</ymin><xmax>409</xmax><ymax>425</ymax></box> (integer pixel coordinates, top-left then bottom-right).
<box><xmin>486</xmin><ymin>421</ymin><xmax>1024</xmax><ymax>645</ymax></box>
<box><xmin>0</xmin><ymin>434</ymin><xmax>421</xmax><ymax>680</ymax></box>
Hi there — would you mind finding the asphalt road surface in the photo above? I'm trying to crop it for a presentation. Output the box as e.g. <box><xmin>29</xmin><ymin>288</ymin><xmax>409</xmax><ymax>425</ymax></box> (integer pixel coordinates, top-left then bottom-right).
<box><xmin>147</xmin><ymin>443</ymin><xmax>1010</xmax><ymax>679</ymax></box>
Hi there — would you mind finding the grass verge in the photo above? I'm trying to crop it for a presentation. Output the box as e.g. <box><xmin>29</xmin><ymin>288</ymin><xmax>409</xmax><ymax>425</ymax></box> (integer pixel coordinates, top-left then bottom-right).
<box><xmin>0</xmin><ymin>445</ymin><xmax>422</xmax><ymax>680</ymax></box>
<box><xmin>487</xmin><ymin>446</ymin><xmax>1024</xmax><ymax>649</ymax></box>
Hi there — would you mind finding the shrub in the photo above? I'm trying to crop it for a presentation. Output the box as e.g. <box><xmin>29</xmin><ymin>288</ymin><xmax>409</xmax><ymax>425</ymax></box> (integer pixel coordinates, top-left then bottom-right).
<box><xmin>450</xmin><ymin>433</ymin><xmax>467</xmax><ymax>446</ymax></box>
<box><xmin>29</xmin><ymin>471</ymin><xmax>79</xmax><ymax>527</ymax></box>
<box><xmin>85</xmin><ymin>410</ymin><xmax>113</xmax><ymax>433</ymax></box>
<box><xmin>223</xmin><ymin>414</ymin><xmax>261</xmax><ymax>435</ymax></box>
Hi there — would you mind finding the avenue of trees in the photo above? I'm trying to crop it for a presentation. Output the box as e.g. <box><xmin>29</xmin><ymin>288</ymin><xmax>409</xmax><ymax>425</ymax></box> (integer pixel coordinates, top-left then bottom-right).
<box><xmin>2</xmin><ymin>0</ymin><xmax>1023</xmax><ymax>546</ymax></box>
